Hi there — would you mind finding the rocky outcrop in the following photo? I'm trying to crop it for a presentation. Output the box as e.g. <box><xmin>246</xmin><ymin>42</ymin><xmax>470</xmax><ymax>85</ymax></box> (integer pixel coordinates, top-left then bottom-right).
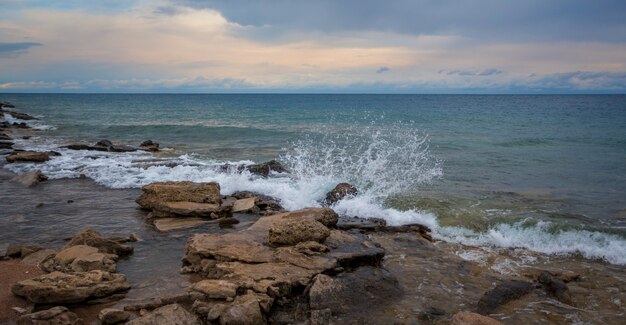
<box><xmin>136</xmin><ymin>182</ymin><xmax>226</xmax><ymax>219</ymax></box>
<box><xmin>41</xmin><ymin>245</ymin><xmax>118</xmax><ymax>273</ymax></box>
<box><xmin>9</xmin><ymin>170</ymin><xmax>48</xmax><ymax>187</ymax></box>
<box><xmin>16</xmin><ymin>306</ymin><xmax>83</xmax><ymax>325</ymax></box>
<box><xmin>268</xmin><ymin>218</ymin><xmax>330</xmax><ymax>246</ymax></box>
<box><xmin>323</xmin><ymin>182</ymin><xmax>358</xmax><ymax>205</ymax></box>
<box><xmin>476</xmin><ymin>280</ymin><xmax>533</xmax><ymax>315</ymax></box>
<box><xmin>126</xmin><ymin>304</ymin><xmax>201</xmax><ymax>325</ymax></box>
<box><xmin>6</xmin><ymin>151</ymin><xmax>50</xmax><ymax>163</ymax></box>
<box><xmin>11</xmin><ymin>270</ymin><xmax>130</xmax><ymax>304</ymax></box>
<box><xmin>452</xmin><ymin>311</ymin><xmax>503</xmax><ymax>325</ymax></box>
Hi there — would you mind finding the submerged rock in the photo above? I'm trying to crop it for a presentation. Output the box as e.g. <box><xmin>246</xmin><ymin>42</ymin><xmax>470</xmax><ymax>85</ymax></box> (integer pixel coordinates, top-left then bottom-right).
<box><xmin>126</xmin><ymin>304</ymin><xmax>201</xmax><ymax>325</ymax></box>
<box><xmin>17</xmin><ymin>306</ymin><xmax>83</xmax><ymax>325</ymax></box>
<box><xmin>9</xmin><ymin>170</ymin><xmax>48</xmax><ymax>187</ymax></box>
<box><xmin>12</xmin><ymin>270</ymin><xmax>130</xmax><ymax>304</ymax></box>
<box><xmin>153</xmin><ymin>217</ymin><xmax>210</xmax><ymax>232</ymax></box>
<box><xmin>323</xmin><ymin>182</ymin><xmax>358</xmax><ymax>205</ymax></box>
<box><xmin>6</xmin><ymin>151</ymin><xmax>50</xmax><ymax>163</ymax></box>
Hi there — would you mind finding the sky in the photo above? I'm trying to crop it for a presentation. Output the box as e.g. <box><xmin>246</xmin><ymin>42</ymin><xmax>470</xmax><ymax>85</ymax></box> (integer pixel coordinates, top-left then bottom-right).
<box><xmin>1</xmin><ymin>0</ymin><xmax>626</xmax><ymax>93</ymax></box>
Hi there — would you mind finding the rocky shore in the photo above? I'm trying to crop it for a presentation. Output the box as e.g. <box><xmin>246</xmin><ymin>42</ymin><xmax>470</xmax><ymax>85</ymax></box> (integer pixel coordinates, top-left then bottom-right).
<box><xmin>1</xmin><ymin>101</ymin><xmax>625</xmax><ymax>324</ymax></box>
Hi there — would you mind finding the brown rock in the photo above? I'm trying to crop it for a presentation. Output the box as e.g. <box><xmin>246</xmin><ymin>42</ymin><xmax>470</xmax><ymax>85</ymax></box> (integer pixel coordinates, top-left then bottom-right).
<box><xmin>21</xmin><ymin>249</ymin><xmax>57</xmax><ymax>266</ymax></box>
<box><xmin>98</xmin><ymin>308</ymin><xmax>130</xmax><ymax>325</ymax></box>
<box><xmin>232</xmin><ymin>197</ymin><xmax>257</xmax><ymax>213</ymax></box>
<box><xmin>220</xmin><ymin>293</ymin><xmax>264</xmax><ymax>325</ymax></box>
<box><xmin>136</xmin><ymin>181</ymin><xmax>221</xmax><ymax>209</ymax></box>
<box><xmin>218</xmin><ymin>217</ymin><xmax>240</xmax><ymax>227</ymax></box>
<box><xmin>6</xmin><ymin>244</ymin><xmax>43</xmax><ymax>258</ymax></box>
<box><xmin>190</xmin><ymin>279</ymin><xmax>238</xmax><ymax>299</ymax></box>
<box><xmin>452</xmin><ymin>311</ymin><xmax>503</xmax><ymax>325</ymax></box>
<box><xmin>323</xmin><ymin>182</ymin><xmax>358</xmax><ymax>205</ymax></box>
<box><xmin>9</xmin><ymin>170</ymin><xmax>48</xmax><ymax>187</ymax></box>
<box><xmin>70</xmin><ymin>253</ymin><xmax>117</xmax><ymax>273</ymax></box>
<box><xmin>151</xmin><ymin>201</ymin><xmax>223</xmax><ymax>218</ymax></box>
<box><xmin>65</xmin><ymin>229</ymin><xmax>133</xmax><ymax>256</ymax></box>
<box><xmin>538</xmin><ymin>271</ymin><xmax>572</xmax><ymax>304</ymax></box>
<box><xmin>139</xmin><ymin>140</ymin><xmax>159</xmax><ymax>152</ymax></box>
<box><xmin>11</xmin><ymin>270</ymin><xmax>130</xmax><ymax>304</ymax></box>
<box><xmin>268</xmin><ymin>218</ymin><xmax>330</xmax><ymax>246</ymax></box>
<box><xmin>126</xmin><ymin>304</ymin><xmax>201</xmax><ymax>325</ymax></box>
<box><xmin>55</xmin><ymin>245</ymin><xmax>99</xmax><ymax>264</ymax></box>
<box><xmin>17</xmin><ymin>306</ymin><xmax>83</xmax><ymax>325</ymax></box>
<box><xmin>6</xmin><ymin>151</ymin><xmax>50</xmax><ymax>163</ymax></box>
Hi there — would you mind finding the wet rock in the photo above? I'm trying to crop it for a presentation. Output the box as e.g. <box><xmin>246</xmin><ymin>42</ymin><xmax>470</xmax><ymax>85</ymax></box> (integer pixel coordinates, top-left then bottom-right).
<box><xmin>17</xmin><ymin>306</ymin><xmax>83</xmax><ymax>325</ymax></box>
<box><xmin>476</xmin><ymin>280</ymin><xmax>533</xmax><ymax>315</ymax></box>
<box><xmin>139</xmin><ymin>140</ymin><xmax>159</xmax><ymax>152</ymax></box>
<box><xmin>452</xmin><ymin>311</ymin><xmax>503</xmax><ymax>325</ymax></box>
<box><xmin>230</xmin><ymin>191</ymin><xmax>284</xmax><ymax>212</ymax></box>
<box><xmin>95</xmin><ymin>139</ymin><xmax>113</xmax><ymax>148</ymax></box>
<box><xmin>62</xmin><ymin>143</ymin><xmax>109</xmax><ymax>151</ymax></box>
<box><xmin>323</xmin><ymin>182</ymin><xmax>358</xmax><ymax>205</ymax></box>
<box><xmin>136</xmin><ymin>181</ymin><xmax>222</xmax><ymax>217</ymax></box>
<box><xmin>218</xmin><ymin>217</ymin><xmax>240</xmax><ymax>227</ymax></box>
<box><xmin>383</xmin><ymin>223</ymin><xmax>433</xmax><ymax>242</ymax></box>
<box><xmin>9</xmin><ymin>170</ymin><xmax>48</xmax><ymax>187</ymax></box>
<box><xmin>538</xmin><ymin>271</ymin><xmax>572</xmax><ymax>304</ymax></box>
<box><xmin>0</xmin><ymin>141</ymin><xmax>13</xmax><ymax>149</ymax></box>
<box><xmin>6</xmin><ymin>151</ymin><xmax>50</xmax><ymax>163</ymax></box>
<box><xmin>126</xmin><ymin>304</ymin><xmax>201</xmax><ymax>325</ymax></box>
<box><xmin>4</xmin><ymin>110</ymin><xmax>37</xmax><ymax>120</ymax></box>
<box><xmin>109</xmin><ymin>144</ymin><xmax>137</xmax><ymax>152</ymax></box>
<box><xmin>241</xmin><ymin>159</ymin><xmax>288</xmax><ymax>177</ymax></box>
<box><xmin>0</xmin><ymin>101</ymin><xmax>15</xmax><ymax>108</ymax></box>
<box><xmin>337</xmin><ymin>216</ymin><xmax>387</xmax><ymax>232</ymax></box>
<box><xmin>268</xmin><ymin>218</ymin><xmax>330</xmax><ymax>246</ymax></box>
<box><xmin>65</xmin><ymin>229</ymin><xmax>134</xmax><ymax>256</ymax></box>
<box><xmin>150</xmin><ymin>201</ymin><xmax>224</xmax><ymax>218</ymax></box>
<box><xmin>12</xmin><ymin>270</ymin><xmax>130</xmax><ymax>304</ymax></box>
<box><xmin>6</xmin><ymin>244</ymin><xmax>43</xmax><ymax>258</ymax></box>
<box><xmin>232</xmin><ymin>197</ymin><xmax>257</xmax><ymax>213</ymax></box>
<box><xmin>190</xmin><ymin>279</ymin><xmax>238</xmax><ymax>299</ymax></box>
<box><xmin>153</xmin><ymin>217</ymin><xmax>209</xmax><ymax>232</ymax></box>
<box><xmin>98</xmin><ymin>308</ymin><xmax>130</xmax><ymax>325</ymax></box>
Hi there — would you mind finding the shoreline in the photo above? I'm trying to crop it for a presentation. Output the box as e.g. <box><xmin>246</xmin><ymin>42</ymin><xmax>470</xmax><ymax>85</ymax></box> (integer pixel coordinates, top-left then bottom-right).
<box><xmin>1</xmin><ymin>101</ymin><xmax>625</xmax><ymax>324</ymax></box>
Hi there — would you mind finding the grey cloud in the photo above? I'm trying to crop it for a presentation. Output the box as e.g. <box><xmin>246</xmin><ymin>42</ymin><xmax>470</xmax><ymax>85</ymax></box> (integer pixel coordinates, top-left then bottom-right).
<box><xmin>441</xmin><ymin>68</ymin><xmax>504</xmax><ymax>76</ymax></box>
<box><xmin>172</xmin><ymin>0</ymin><xmax>626</xmax><ymax>42</ymax></box>
<box><xmin>515</xmin><ymin>71</ymin><xmax>626</xmax><ymax>90</ymax></box>
<box><xmin>376</xmin><ymin>66</ymin><xmax>390</xmax><ymax>74</ymax></box>
<box><xmin>0</xmin><ymin>42</ymin><xmax>42</xmax><ymax>57</ymax></box>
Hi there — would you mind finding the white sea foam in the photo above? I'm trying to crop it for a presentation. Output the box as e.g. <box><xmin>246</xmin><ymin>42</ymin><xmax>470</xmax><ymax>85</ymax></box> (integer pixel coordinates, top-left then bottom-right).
<box><xmin>4</xmin><ymin>122</ymin><xmax>626</xmax><ymax>265</ymax></box>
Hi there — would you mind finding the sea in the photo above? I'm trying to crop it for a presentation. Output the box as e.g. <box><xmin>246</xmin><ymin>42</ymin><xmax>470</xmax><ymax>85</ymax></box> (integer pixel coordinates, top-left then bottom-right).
<box><xmin>2</xmin><ymin>94</ymin><xmax>625</xmax><ymax>265</ymax></box>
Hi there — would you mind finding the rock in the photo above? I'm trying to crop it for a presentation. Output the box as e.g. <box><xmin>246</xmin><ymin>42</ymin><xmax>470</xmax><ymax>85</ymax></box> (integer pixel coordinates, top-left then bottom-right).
<box><xmin>70</xmin><ymin>253</ymin><xmax>117</xmax><ymax>273</ymax></box>
<box><xmin>65</xmin><ymin>229</ymin><xmax>134</xmax><ymax>256</ymax></box>
<box><xmin>5</xmin><ymin>111</ymin><xmax>37</xmax><ymax>120</ymax></box>
<box><xmin>232</xmin><ymin>197</ymin><xmax>257</xmax><ymax>213</ymax></box>
<box><xmin>218</xmin><ymin>217</ymin><xmax>240</xmax><ymax>227</ymax></box>
<box><xmin>96</xmin><ymin>139</ymin><xmax>113</xmax><ymax>148</ymax></box>
<box><xmin>452</xmin><ymin>311</ymin><xmax>503</xmax><ymax>325</ymax></box>
<box><xmin>337</xmin><ymin>216</ymin><xmax>387</xmax><ymax>232</ymax></box>
<box><xmin>295</xmin><ymin>241</ymin><xmax>329</xmax><ymax>255</ymax></box>
<box><xmin>150</xmin><ymin>201</ymin><xmax>224</xmax><ymax>218</ymax></box>
<box><xmin>476</xmin><ymin>280</ymin><xmax>533</xmax><ymax>315</ymax></box>
<box><xmin>62</xmin><ymin>143</ymin><xmax>108</xmax><ymax>151</ymax></box>
<box><xmin>383</xmin><ymin>223</ymin><xmax>433</xmax><ymax>242</ymax></box>
<box><xmin>220</xmin><ymin>293</ymin><xmax>264</xmax><ymax>325</ymax></box>
<box><xmin>21</xmin><ymin>249</ymin><xmax>57</xmax><ymax>266</ymax></box>
<box><xmin>9</xmin><ymin>170</ymin><xmax>48</xmax><ymax>187</ymax></box>
<box><xmin>323</xmin><ymin>183</ymin><xmax>358</xmax><ymax>205</ymax></box>
<box><xmin>126</xmin><ymin>304</ymin><xmax>201</xmax><ymax>325</ymax></box>
<box><xmin>6</xmin><ymin>151</ymin><xmax>50</xmax><ymax>163</ymax></box>
<box><xmin>310</xmin><ymin>308</ymin><xmax>331</xmax><ymax>325</ymax></box>
<box><xmin>242</xmin><ymin>159</ymin><xmax>288</xmax><ymax>177</ymax></box>
<box><xmin>136</xmin><ymin>181</ymin><xmax>222</xmax><ymax>209</ymax></box>
<box><xmin>17</xmin><ymin>306</ymin><xmax>83</xmax><ymax>325</ymax></box>
<box><xmin>0</xmin><ymin>141</ymin><xmax>13</xmax><ymax>149</ymax></box>
<box><xmin>538</xmin><ymin>271</ymin><xmax>572</xmax><ymax>304</ymax></box>
<box><xmin>190</xmin><ymin>279</ymin><xmax>238</xmax><ymax>299</ymax></box>
<box><xmin>109</xmin><ymin>144</ymin><xmax>137</xmax><ymax>152</ymax></box>
<box><xmin>6</xmin><ymin>244</ymin><xmax>43</xmax><ymax>258</ymax></box>
<box><xmin>268</xmin><ymin>218</ymin><xmax>330</xmax><ymax>246</ymax></box>
<box><xmin>139</xmin><ymin>140</ymin><xmax>159</xmax><ymax>152</ymax></box>
<box><xmin>54</xmin><ymin>245</ymin><xmax>99</xmax><ymax>264</ymax></box>
<box><xmin>12</xmin><ymin>270</ymin><xmax>130</xmax><ymax>304</ymax></box>
<box><xmin>98</xmin><ymin>308</ymin><xmax>130</xmax><ymax>325</ymax></box>
<box><xmin>0</xmin><ymin>101</ymin><xmax>15</xmax><ymax>108</ymax></box>
<box><xmin>153</xmin><ymin>218</ymin><xmax>210</xmax><ymax>232</ymax></box>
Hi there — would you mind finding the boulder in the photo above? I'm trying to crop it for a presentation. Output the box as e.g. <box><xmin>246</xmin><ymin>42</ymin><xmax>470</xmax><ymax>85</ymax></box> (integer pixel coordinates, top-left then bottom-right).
<box><xmin>136</xmin><ymin>181</ymin><xmax>222</xmax><ymax>209</ymax></box>
<box><xmin>476</xmin><ymin>280</ymin><xmax>533</xmax><ymax>315</ymax></box>
<box><xmin>11</xmin><ymin>270</ymin><xmax>130</xmax><ymax>304</ymax></box>
<box><xmin>126</xmin><ymin>304</ymin><xmax>201</xmax><ymax>325</ymax></box>
<box><xmin>9</xmin><ymin>170</ymin><xmax>48</xmax><ymax>187</ymax></box>
<box><xmin>190</xmin><ymin>279</ymin><xmax>238</xmax><ymax>299</ymax></box>
<box><xmin>98</xmin><ymin>308</ymin><xmax>130</xmax><ymax>325</ymax></box>
<box><xmin>70</xmin><ymin>252</ymin><xmax>117</xmax><ymax>273</ymax></box>
<box><xmin>323</xmin><ymin>183</ymin><xmax>358</xmax><ymax>205</ymax></box>
<box><xmin>268</xmin><ymin>218</ymin><xmax>330</xmax><ymax>246</ymax></box>
<box><xmin>16</xmin><ymin>306</ymin><xmax>83</xmax><ymax>325</ymax></box>
<box><xmin>6</xmin><ymin>151</ymin><xmax>50</xmax><ymax>163</ymax></box>
<box><xmin>65</xmin><ymin>229</ymin><xmax>133</xmax><ymax>256</ymax></box>
<box><xmin>153</xmin><ymin>218</ymin><xmax>209</xmax><ymax>232</ymax></box>
<box><xmin>139</xmin><ymin>140</ymin><xmax>160</xmax><ymax>152</ymax></box>
<box><xmin>241</xmin><ymin>160</ymin><xmax>288</xmax><ymax>177</ymax></box>
<box><xmin>452</xmin><ymin>311</ymin><xmax>503</xmax><ymax>325</ymax></box>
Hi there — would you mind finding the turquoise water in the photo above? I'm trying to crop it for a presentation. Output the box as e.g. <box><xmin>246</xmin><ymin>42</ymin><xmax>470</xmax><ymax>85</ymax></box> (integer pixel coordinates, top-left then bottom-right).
<box><xmin>2</xmin><ymin>94</ymin><xmax>626</xmax><ymax>264</ymax></box>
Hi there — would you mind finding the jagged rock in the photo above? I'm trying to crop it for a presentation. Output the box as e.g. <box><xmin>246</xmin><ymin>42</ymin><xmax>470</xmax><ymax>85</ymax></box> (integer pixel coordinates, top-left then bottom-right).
<box><xmin>70</xmin><ymin>252</ymin><xmax>117</xmax><ymax>272</ymax></box>
<box><xmin>65</xmin><ymin>229</ymin><xmax>133</xmax><ymax>256</ymax></box>
<box><xmin>383</xmin><ymin>223</ymin><xmax>434</xmax><ymax>242</ymax></box>
<box><xmin>126</xmin><ymin>304</ymin><xmax>201</xmax><ymax>325</ymax></box>
<box><xmin>268</xmin><ymin>218</ymin><xmax>330</xmax><ymax>246</ymax></box>
<box><xmin>190</xmin><ymin>279</ymin><xmax>238</xmax><ymax>299</ymax></box>
<box><xmin>6</xmin><ymin>151</ymin><xmax>50</xmax><ymax>163</ymax></box>
<box><xmin>323</xmin><ymin>183</ymin><xmax>358</xmax><ymax>205</ymax></box>
<box><xmin>9</xmin><ymin>170</ymin><xmax>48</xmax><ymax>187</ymax></box>
<box><xmin>6</xmin><ymin>244</ymin><xmax>43</xmax><ymax>258</ymax></box>
<box><xmin>17</xmin><ymin>306</ymin><xmax>83</xmax><ymax>325</ymax></box>
<box><xmin>98</xmin><ymin>308</ymin><xmax>130</xmax><ymax>325</ymax></box>
<box><xmin>452</xmin><ymin>311</ymin><xmax>503</xmax><ymax>325</ymax></box>
<box><xmin>538</xmin><ymin>271</ymin><xmax>572</xmax><ymax>304</ymax></box>
<box><xmin>153</xmin><ymin>218</ymin><xmax>209</xmax><ymax>232</ymax></box>
<box><xmin>12</xmin><ymin>270</ymin><xmax>130</xmax><ymax>304</ymax></box>
<box><xmin>232</xmin><ymin>197</ymin><xmax>257</xmax><ymax>213</ymax></box>
<box><xmin>139</xmin><ymin>140</ymin><xmax>159</xmax><ymax>152</ymax></box>
<box><xmin>476</xmin><ymin>280</ymin><xmax>533</xmax><ymax>315</ymax></box>
<box><xmin>241</xmin><ymin>160</ymin><xmax>288</xmax><ymax>177</ymax></box>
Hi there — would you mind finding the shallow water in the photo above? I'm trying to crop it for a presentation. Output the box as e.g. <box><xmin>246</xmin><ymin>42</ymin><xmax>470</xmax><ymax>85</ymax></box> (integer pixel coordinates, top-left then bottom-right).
<box><xmin>1</xmin><ymin>94</ymin><xmax>626</xmax><ymax>265</ymax></box>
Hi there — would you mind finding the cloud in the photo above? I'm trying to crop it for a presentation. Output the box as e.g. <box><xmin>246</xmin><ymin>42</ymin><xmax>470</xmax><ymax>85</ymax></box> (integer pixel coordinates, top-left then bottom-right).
<box><xmin>376</xmin><ymin>66</ymin><xmax>390</xmax><ymax>74</ymax></box>
<box><xmin>441</xmin><ymin>68</ymin><xmax>504</xmax><ymax>76</ymax></box>
<box><xmin>0</xmin><ymin>42</ymin><xmax>42</xmax><ymax>57</ymax></box>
